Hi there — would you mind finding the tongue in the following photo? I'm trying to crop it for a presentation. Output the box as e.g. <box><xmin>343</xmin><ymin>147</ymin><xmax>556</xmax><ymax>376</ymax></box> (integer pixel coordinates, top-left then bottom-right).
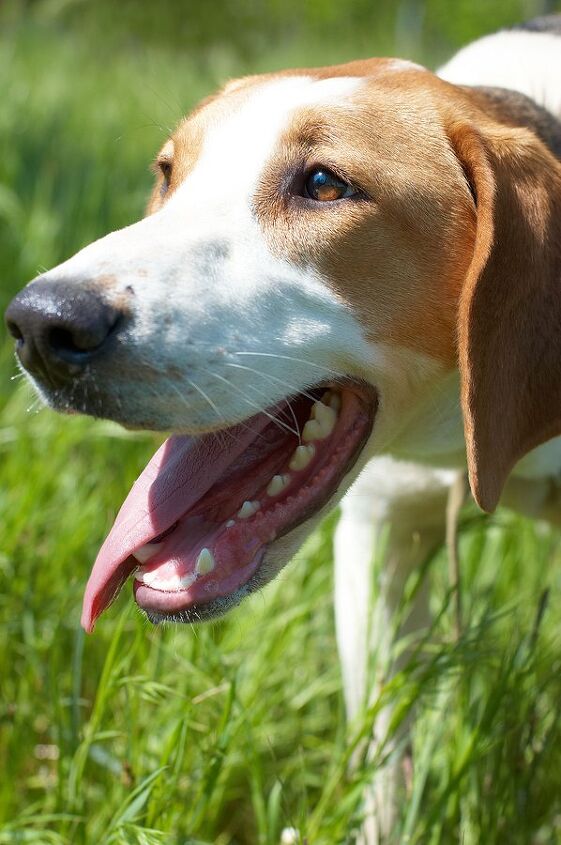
<box><xmin>81</xmin><ymin>414</ymin><xmax>270</xmax><ymax>632</ymax></box>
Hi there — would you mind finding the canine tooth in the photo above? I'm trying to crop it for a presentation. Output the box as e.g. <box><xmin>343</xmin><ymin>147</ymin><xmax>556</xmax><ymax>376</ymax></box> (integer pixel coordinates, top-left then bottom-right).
<box><xmin>237</xmin><ymin>500</ymin><xmax>260</xmax><ymax>519</ymax></box>
<box><xmin>266</xmin><ymin>474</ymin><xmax>289</xmax><ymax>496</ymax></box>
<box><xmin>195</xmin><ymin>548</ymin><xmax>215</xmax><ymax>576</ymax></box>
<box><xmin>289</xmin><ymin>444</ymin><xmax>315</xmax><ymax>471</ymax></box>
<box><xmin>226</xmin><ymin>519</ymin><xmax>236</xmax><ymax>528</ymax></box>
<box><xmin>133</xmin><ymin>542</ymin><xmax>163</xmax><ymax>564</ymax></box>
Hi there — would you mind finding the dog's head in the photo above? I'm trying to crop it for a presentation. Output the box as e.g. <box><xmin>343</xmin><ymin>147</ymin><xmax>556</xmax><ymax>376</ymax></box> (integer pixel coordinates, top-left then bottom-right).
<box><xmin>6</xmin><ymin>60</ymin><xmax>561</xmax><ymax>630</ymax></box>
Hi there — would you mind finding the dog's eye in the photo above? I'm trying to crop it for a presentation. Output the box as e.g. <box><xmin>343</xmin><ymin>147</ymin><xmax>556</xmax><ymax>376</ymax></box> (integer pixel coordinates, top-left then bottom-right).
<box><xmin>304</xmin><ymin>168</ymin><xmax>355</xmax><ymax>202</ymax></box>
<box><xmin>158</xmin><ymin>159</ymin><xmax>172</xmax><ymax>196</ymax></box>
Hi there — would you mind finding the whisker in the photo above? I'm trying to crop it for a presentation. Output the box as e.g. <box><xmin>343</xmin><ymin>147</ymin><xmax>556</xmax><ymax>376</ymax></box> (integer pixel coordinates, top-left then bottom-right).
<box><xmin>102</xmin><ymin>352</ymin><xmax>306</xmax><ymax>443</ymax></box>
<box><xmin>26</xmin><ymin>398</ymin><xmax>43</xmax><ymax>415</ymax></box>
<box><xmin>208</xmin><ymin>370</ymin><xmax>301</xmax><ymax>439</ymax></box>
<box><xmin>224</xmin><ymin>362</ymin><xmax>319</xmax><ymax>404</ymax></box>
<box><xmin>152</xmin><ymin>368</ymin><xmax>250</xmax><ymax>449</ymax></box>
<box><xmin>283</xmin><ymin>398</ymin><xmax>302</xmax><ymax>446</ymax></box>
<box><xmin>183</xmin><ymin>379</ymin><xmax>237</xmax><ymax>451</ymax></box>
<box><xmin>186</xmin><ymin>378</ymin><xmax>223</xmax><ymax>421</ymax></box>
<box><xmin>232</xmin><ymin>378</ymin><xmax>303</xmax><ymax>445</ymax></box>
<box><xmin>231</xmin><ymin>351</ymin><xmax>345</xmax><ymax>379</ymax></box>
<box><xmin>159</xmin><ymin>373</ymin><xmax>226</xmax><ymax>447</ymax></box>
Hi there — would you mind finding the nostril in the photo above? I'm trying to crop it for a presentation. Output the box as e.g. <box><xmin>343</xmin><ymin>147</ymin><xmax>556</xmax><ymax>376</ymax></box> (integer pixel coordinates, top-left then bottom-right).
<box><xmin>47</xmin><ymin>312</ymin><xmax>123</xmax><ymax>362</ymax></box>
<box><xmin>48</xmin><ymin>327</ymin><xmax>93</xmax><ymax>358</ymax></box>
<box><xmin>6</xmin><ymin>318</ymin><xmax>23</xmax><ymax>343</ymax></box>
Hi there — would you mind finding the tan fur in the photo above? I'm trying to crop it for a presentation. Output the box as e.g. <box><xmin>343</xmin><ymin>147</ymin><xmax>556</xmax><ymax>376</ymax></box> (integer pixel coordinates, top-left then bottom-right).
<box><xmin>450</xmin><ymin>121</ymin><xmax>561</xmax><ymax>511</ymax></box>
<box><xmin>146</xmin><ymin>58</ymin><xmax>561</xmax><ymax>511</ymax></box>
<box><xmin>254</xmin><ymin>73</ymin><xmax>477</xmax><ymax>362</ymax></box>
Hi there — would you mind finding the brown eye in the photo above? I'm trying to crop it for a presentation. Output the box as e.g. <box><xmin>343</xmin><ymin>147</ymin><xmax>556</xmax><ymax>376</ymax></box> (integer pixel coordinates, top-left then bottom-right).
<box><xmin>158</xmin><ymin>159</ymin><xmax>172</xmax><ymax>196</ymax></box>
<box><xmin>304</xmin><ymin>168</ymin><xmax>355</xmax><ymax>202</ymax></box>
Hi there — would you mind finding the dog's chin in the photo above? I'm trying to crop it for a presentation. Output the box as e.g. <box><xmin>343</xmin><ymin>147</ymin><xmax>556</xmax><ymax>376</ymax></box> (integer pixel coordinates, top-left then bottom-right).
<box><xmin>139</xmin><ymin>509</ymin><xmax>327</xmax><ymax>625</ymax></box>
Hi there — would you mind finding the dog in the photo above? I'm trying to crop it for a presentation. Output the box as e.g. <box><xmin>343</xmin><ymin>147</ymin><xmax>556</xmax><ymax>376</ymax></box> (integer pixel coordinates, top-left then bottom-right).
<box><xmin>5</xmin><ymin>14</ymin><xmax>561</xmax><ymax>842</ymax></box>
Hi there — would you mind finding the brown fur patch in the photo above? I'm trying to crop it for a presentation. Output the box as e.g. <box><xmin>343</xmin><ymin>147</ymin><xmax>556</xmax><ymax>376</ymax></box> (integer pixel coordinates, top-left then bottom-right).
<box><xmin>254</xmin><ymin>70</ymin><xmax>477</xmax><ymax>362</ymax></box>
<box><xmin>452</xmin><ymin>121</ymin><xmax>561</xmax><ymax>510</ymax></box>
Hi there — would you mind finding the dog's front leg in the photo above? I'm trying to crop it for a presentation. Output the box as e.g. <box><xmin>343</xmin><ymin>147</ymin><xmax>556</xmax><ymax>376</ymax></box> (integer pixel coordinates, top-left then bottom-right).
<box><xmin>335</xmin><ymin>457</ymin><xmax>453</xmax><ymax>844</ymax></box>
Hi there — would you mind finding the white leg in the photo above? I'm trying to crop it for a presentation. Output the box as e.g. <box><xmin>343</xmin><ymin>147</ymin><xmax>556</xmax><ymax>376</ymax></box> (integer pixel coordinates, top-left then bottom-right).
<box><xmin>335</xmin><ymin>457</ymin><xmax>454</xmax><ymax>843</ymax></box>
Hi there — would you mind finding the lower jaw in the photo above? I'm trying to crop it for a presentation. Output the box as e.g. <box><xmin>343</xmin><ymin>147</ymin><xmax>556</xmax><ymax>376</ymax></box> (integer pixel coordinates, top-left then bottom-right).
<box><xmin>130</xmin><ymin>380</ymin><xmax>377</xmax><ymax>621</ymax></box>
<box><xmin>135</xmin><ymin>565</ymin><xmax>260</xmax><ymax>624</ymax></box>
<box><xmin>133</xmin><ymin>551</ymin><xmax>263</xmax><ymax>619</ymax></box>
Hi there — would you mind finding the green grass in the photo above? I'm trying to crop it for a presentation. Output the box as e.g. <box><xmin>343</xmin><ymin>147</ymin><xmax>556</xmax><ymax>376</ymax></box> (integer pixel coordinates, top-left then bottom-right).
<box><xmin>3</xmin><ymin>14</ymin><xmax>561</xmax><ymax>845</ymax></box>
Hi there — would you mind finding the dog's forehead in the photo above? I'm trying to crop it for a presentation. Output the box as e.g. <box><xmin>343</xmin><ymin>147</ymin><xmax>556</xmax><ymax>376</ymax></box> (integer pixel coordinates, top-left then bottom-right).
<box><xmin>167</xmin><ymin>75</ymin><xmax>363</xmax><ymax>192</ymax></box>
<box><xmin>164</xmin><ymin>61</ymin><xmax>432</xmax><ymax>195</ymax></box>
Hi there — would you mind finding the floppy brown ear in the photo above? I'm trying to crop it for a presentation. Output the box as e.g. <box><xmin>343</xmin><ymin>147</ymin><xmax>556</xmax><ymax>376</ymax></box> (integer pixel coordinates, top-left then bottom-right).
<box><xmin>450</xmin><ymin>121</ymin><xmax>561</xmax><ymax>512</ymax></box>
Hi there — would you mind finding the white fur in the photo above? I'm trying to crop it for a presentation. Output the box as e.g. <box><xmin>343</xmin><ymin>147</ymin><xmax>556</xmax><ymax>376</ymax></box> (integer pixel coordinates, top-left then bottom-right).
<box><xmin>438</xmin><ymin>30</ymin><xmax>561</xmax><ymax>118</ymax></box>
<box><xmin>387</xmin><ymin>59</ymin><xmax>425</xmax><ymax>73</ymax></box>
<box><xmin>335</xmin><ymin>458</ymin><xmax>454</xmax><ymax>842</ymax></box>
<box><xmin>38</xmin><ymin>77</ymin><xmax>381</xmax><ymax>433</ymax></box>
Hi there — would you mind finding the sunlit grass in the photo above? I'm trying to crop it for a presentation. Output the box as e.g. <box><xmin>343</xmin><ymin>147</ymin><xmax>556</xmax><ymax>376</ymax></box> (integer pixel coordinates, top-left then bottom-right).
<box><xmin>3</xmin><ymin>18</ymin><xmax>561</xmax><ymax>845</ymax></box>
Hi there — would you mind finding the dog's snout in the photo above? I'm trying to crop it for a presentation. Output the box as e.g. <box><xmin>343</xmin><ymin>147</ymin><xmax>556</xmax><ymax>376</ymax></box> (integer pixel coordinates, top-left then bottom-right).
<box><xmin>5</xmin><ymin>280</ymin><xmax>124</xmax><ymax>382</ymax></box>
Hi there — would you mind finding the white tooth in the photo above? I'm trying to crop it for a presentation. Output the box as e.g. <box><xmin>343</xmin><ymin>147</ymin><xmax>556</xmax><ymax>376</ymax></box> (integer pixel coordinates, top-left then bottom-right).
<box><xmin>302</xmin><ymin>400</ymin><xmax>337</xmax><ymax>441</ymax></box>
<box><xmin>302</xmin><ymin>419</ymin><xmax>323</xmax><ymax>442</ymax></box>
<box><xmin>289</xmin><ymin>444</ymin><xmax>315</xmax><ymax>471</ymax></box>
<box><xmin>159</xmin><ymin>576</ymin><xmax>183</xmax><ymax>591</ymax></box>
<box><xmin>180</xmin><ymin>572</ymin><xmax>196</xmax><ymax>589</ymax></box>
<box><xmin>226</xmin><ymin>519</ymin><xmax>236</xmax><ymax>528</ymax></box>
<box><xmin>266</xmin><ymin>474</ymin><xmax>289</xmax><ymax>496</ymax></box>
<box><xmin>195</xmin><ymin>548</ymin><xmax>215</xmax><ymax>576</ymax></box>
<box><xmin>310</xmin><ymin>400</ymin><xmax>323</xmax><ymax>420</ymax></box>
<box><xmin>135</xmin><ymin>566</ymin><xmax>154</xmax><ymax>584</ymax></box>
<box><xmin>327</xmin><ymin>392</ymin><xmax>341</xmax><ymax>411</ymax></box>
<box><xmin>133</xmin><ymin>542</ymin><xmax>163</xmax><ymax>564</ymax></box>
<box><xmin>237</xmin><ymin>500</ymin><xmax>260</xmax><ymax>519</ymax></box>
<box><xmin>313</xmin><ymin>401</ymin><xmax>337</xmax><ymax>434</ymax></box>
<box><xmin>136</xmin><ymin>568</ymin><xmax>183</xmax><ymax>591</ymax></box>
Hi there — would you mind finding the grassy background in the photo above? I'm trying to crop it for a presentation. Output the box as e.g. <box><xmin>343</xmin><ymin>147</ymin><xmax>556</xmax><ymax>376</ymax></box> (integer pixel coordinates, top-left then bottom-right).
<box><xmin>2</xmin><ymin>1</ymin><xmax>561</xmax><ymax>842</ymax></box>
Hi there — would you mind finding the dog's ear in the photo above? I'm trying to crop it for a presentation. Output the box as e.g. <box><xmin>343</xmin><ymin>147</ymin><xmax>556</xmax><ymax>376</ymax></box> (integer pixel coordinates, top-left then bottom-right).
<box><xmin>449</xmin><ymin>120</ymin><xmax>561</xmax><ymax>512</ymax></box>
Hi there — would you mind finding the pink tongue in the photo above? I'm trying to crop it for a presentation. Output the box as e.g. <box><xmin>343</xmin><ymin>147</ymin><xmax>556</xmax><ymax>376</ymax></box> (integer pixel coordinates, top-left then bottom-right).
<box><xmin>81</xmin><ymin>415</ymin><xmax>269</xmax><ymax>632</ymax></box>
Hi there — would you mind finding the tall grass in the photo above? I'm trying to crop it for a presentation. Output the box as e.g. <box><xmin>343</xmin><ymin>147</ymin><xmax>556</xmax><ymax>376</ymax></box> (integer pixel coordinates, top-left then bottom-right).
<box><xmin>3</xmin><ymin>17</ymin><xmax>561</xmax><ymax>845</ymax></box>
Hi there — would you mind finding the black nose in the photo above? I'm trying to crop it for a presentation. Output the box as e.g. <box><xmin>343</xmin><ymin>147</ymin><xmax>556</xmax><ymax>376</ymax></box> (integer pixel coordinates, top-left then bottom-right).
<box><xmin>5</xmin><ymin>280</ymin><xmax>123</xmax><ymax>384</ymax></box>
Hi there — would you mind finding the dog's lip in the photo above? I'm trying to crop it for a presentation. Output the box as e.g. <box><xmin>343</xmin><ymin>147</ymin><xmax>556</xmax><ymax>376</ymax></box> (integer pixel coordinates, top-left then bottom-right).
<box><xmin>81</xmin><ymin>378</ymin><xmax>377</xmax><ymax>632</ymax></box>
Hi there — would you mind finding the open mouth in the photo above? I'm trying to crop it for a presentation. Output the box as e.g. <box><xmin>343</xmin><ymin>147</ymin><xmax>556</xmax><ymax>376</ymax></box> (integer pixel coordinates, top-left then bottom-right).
<box><xmin>81</xmin><ymin>379</ymin><xmax>377</xmax><ymax>632</ymax></box>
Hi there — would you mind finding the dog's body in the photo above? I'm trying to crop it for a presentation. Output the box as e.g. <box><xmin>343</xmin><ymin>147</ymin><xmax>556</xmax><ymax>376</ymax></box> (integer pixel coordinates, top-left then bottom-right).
<box><xmin>5</xmin><ymin>14</ymin><xmax>561</xmax><ymax>843</ymax></box>
<box><xmin>337</xmin><ymin>19</ymin><xmax>561</xmax><ymax>841</ymax></box>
